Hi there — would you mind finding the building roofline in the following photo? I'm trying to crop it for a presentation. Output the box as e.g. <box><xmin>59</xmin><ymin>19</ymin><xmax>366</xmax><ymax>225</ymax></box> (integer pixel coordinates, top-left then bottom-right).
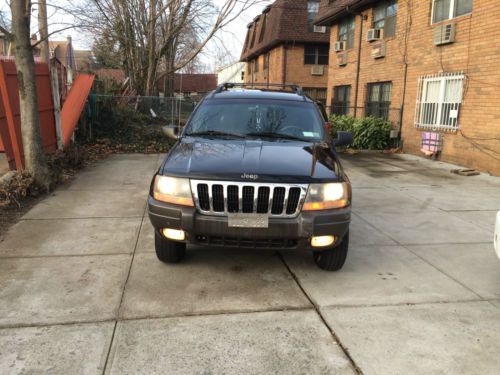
<box><xmin>240</xmin><ymin>0</ymin><xmax>330</xmax><ymax>61</ymax></box>
<box><xmin>314</xmin><ymin>0</ymin><xmax>375</xmax><ymax>26</ymax></box>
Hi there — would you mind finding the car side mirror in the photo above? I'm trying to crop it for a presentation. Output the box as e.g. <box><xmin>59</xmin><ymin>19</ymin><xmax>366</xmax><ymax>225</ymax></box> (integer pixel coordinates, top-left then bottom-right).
<box><xmin>333</xmin><ymin>131</ymin><xmax>353</xmax><ymax>147</ymax></box>
<box><xmin>162</xmin><ymin>125</ymin><xmax>180</xmax><ymax>140</ymax></box>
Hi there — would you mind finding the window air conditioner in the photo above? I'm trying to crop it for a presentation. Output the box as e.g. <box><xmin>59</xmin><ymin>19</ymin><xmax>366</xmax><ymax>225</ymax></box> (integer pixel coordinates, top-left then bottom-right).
<box><xmin>334</xmin><ymin>41</ymin><xmax>346</xmax><ymax>52</ymax></box>
<box><xmin>313</xmin><ymin>25</ymin><xmax>327</xmax><ymax>33</ymax></box>
<box><xmin>434</xmin><ymin>23</ymin><xmax>456</xmax><ymax>46</ymax></box>
<box><xmin>336</xmin><ymin>52</ymin><xmax>347</xmax><ymax>66</ymax></box>
<box><xmin>311</xmin><ymin>65</ymin><xmax>324</xmax><ymax>76</ymax></box>
<box><xmin>366</xmin><ymin>28</ymin><xmax>383</xmax><ymax>42</ymax></box>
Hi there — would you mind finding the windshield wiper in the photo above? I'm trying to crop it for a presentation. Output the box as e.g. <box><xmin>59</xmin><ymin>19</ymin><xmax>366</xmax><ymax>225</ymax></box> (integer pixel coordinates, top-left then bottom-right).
<box><xmin>246</xmin><ymin>132</ymin><xmax>308</xmax><ymax>142</ymax></box>
<box><xmin>186</xmin><ymin>130</ymin><xmax>246</xmax><ymax>138</ymax></box>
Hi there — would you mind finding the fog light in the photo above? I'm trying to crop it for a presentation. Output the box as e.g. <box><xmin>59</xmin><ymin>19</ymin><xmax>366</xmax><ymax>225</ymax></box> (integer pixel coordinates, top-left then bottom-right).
<box><xmin>162</xmin><ymin>228</ymin><xmax>186</xmax><ymax>241</ymax></box>
<box><xmin>311</xmin><ymin>235</ymin><xmax>335</xmax><ymax>248</ymax></box>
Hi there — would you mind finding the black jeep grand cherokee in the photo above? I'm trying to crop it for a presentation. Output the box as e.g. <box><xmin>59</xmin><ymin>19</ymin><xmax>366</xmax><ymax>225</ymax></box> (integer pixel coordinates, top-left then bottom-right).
<box><xmin>148</xmin><ymin>83</ymin><xmax>353</xmax><ymax>271</ymax></box>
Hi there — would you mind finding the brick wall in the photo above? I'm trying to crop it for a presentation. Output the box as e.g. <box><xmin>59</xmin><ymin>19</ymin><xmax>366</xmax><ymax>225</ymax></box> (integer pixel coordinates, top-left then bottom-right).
<box><xmin>244</xmin><ymin>43</ymin><xmax>329</xmax><ymax>94</ymax></box>
<box><xmin>325</xmin><ymin>0</ymin><xmax>500</xmax><ymax>176</ymax></box>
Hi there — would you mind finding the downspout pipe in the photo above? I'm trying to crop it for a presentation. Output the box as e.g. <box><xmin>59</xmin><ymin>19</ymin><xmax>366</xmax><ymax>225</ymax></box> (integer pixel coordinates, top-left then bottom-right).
<box><xmin>399</xmin><ymin>62</ymin><xmax>408</xmax><ymax>145</ymax></box>
<box><xmin>399</xmin><ymin>5</ymin><xmax>412</xmax><ymax>145</ymax></box>
<box><xmin>282</xmin><ymin>44</ymin><xmax>287</xmax><ymax>85</ymax></box>
<box><xmin>351</xmin><ymin>9</ymin><xmax>365</xmax><ymax>118</ymax></box>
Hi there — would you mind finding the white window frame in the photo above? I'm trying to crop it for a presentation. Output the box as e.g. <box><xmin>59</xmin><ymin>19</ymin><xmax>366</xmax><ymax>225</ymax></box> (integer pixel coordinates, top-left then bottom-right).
<box><xmin>431</xmin><ymin>0</ymin><xmax>473</xmax><ymax>24</ymax></box>
<box><xmin>414</xmin><ymin>72</ymin><xmax>465</xmax><ymax>132</ymax></box>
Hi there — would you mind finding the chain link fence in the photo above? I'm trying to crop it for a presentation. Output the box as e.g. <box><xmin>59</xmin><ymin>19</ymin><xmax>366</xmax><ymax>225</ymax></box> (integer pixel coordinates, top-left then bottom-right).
<box><xmin>77</xmin><ymin>95</ymin><xmax>198</xmax><ymax>152</ymax></box>
<box><xmin>93</xmin><ymin>95</ymin><xmax>197</xmax><ymax>126</ymax></box>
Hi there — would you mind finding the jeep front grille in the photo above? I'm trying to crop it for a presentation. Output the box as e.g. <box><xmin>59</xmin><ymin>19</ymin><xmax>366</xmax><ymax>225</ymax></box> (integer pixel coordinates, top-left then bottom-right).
<box><xmin>190</xmin><ymin>180</ymin><xmax>308</xmax><ymax>217</ymax></box>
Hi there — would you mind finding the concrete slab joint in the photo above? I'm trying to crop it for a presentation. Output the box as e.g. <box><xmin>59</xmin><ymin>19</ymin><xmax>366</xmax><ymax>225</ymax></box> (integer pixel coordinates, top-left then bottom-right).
<box><xmin>0</xmin><ymin>153</ymin><xmax>499</xmax><ymax>374</ymax></box>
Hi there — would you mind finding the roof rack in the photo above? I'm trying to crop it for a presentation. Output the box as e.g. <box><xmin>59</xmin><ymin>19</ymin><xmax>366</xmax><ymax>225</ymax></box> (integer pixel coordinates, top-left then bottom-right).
<box><xmin>213</xmin><ymin>82</ymin><xmax>305</xmax><ymax>98</ymax></box>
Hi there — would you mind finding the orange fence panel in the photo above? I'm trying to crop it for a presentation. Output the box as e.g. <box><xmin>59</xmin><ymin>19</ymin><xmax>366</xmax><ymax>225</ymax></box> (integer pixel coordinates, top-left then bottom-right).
<box><xmin>0</xmin><ymin>60</ymin><xmax>57</xmax><ymax>170</ymax></box>
<box><xmin>60</xmin><ymin>73</ymin><xmax>94</xmax><ymax>148</ymax></box>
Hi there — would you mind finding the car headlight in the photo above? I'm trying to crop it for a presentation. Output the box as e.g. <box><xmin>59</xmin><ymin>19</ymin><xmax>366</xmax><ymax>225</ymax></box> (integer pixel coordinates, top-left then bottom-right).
<box><xmin>303</xmin><ymin>182</ymin><xmax>350</xmax><ymax>211</ymax></box>
<box><xmin>153</xmin><ymin>175</ymin><xmax>194</xmax><ymax>206</ymax></box>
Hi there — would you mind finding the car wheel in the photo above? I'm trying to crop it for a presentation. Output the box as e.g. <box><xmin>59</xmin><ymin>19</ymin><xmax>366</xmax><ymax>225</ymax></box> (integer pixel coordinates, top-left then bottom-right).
<box><xmin>155</xmin><ymin>231</ymin><xmax>186</xmax><ymax>263</ymax></box>
<box><xmin>312</xmin><ymin>231</ymin><xmax>349</xmax><ymax>271</ymax></box>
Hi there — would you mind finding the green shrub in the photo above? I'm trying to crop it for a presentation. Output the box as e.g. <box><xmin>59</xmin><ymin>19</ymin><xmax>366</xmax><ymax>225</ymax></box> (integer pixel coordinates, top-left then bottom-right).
<box><xmin>328</xmin><ymin>114</ymin><xmax>391</xmax><ymax>150</ymax></box>
<box><xmin>352</xmin><ymin>117</ymin><xmax>392</xmax><ymax>149</ymax></box>
<box><xmin>329</xmin><ymin>114</ymin><xmax>357</xmax><ymax>134</ymax></box>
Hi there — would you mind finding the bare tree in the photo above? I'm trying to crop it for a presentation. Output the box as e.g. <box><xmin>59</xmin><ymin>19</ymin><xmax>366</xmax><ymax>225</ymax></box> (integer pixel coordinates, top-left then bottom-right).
<box><xmin>10</xmin><ymin>0</ymin><xmax>50</xmax><ymax>188</ymax></box>
<box><xmin>80</xmin><ymin>0</ymin><xmax>262</xmax><ymax>95</ymax></box>
<box><xmin>37</xmin><ymin>0</ymin><xmax>49</xmax><ymax>63</ymax></box>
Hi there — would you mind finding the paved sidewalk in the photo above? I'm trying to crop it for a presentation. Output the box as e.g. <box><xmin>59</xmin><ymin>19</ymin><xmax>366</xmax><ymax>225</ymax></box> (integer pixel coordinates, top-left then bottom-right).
<box><xmin>0</xmin><ymin>153</ymin><xmax>499</xmax><ymax>374</ymax></box>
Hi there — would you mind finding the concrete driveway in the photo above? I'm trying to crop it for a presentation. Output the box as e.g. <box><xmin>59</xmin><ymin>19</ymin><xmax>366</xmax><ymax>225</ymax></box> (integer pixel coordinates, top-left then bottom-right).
<box><xmin>0</xmin><ymin>153</ymin><xmax>499</xmax><ymax>374</ymax></box>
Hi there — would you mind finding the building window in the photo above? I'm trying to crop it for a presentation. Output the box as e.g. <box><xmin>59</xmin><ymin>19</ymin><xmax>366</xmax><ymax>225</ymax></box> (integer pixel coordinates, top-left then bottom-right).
<box><xmin>304</xmin><ymin>45</ymin><xmax>329</xmax><ymax>65</ymax></box>
<box><xmin>250</xmin><ymin>25</ymin><xmax>257</xmax><ymax>48</ymax></box>
<box><xmin>247</xmin><ymin>63</ymin><xmax>252</xmax><ymax>82</ymax></box>
<box><xmin>432</xmin><ymin>0</ymin><xmax>473</xmax><ymax>23</ymax></box>
<box><xmin>373</xmin><ymin>0</ymin><xmax>398</xmax><ymax>38</ymax></box>
<box><xmin>307</xmin><ymin>0</ymin><xmax>320</xmax><ymax>32</ymax></box>
<box><xmin>263</xmin><ymin>53</ymin><xmax>269</xmax><ymax>71</ymax></box>
<box><xmin>338</xmin><ymin>16</ymin><xmax>355</xmax><ymax>49</ymax></box>
<box><xmin>304</xmin><ymin>87</ymin><xmax>327</xmax><ymax>106</ymax></box>
<box><xmin>259</xmin><ymin>15</ymin><xmax>267</xmax><ymax>42</ymax></box>
<box><xmin>366</xmin><ymin>82</ymin><xmax>392</xmax><ymax>120</ymax></box>
<box><xmin>415</xmin><ymin>72</ymin><xmax>465</xmax><ymax>131</ymax></box>
<box><xmin>332</xmin><ymin>85</ymin><xmax>351</xmax><ymax>115</ymax></box>
<box><xmin>254</xmin><ymin>58</ymin><xmax>259</xmax><ymax>73</ymax></box>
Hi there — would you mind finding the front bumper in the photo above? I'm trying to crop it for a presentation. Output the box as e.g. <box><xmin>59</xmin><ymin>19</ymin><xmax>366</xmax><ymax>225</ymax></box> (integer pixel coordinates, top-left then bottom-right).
<box><xmin>148</xmin><ymin>196</ymin><xmax>350</xmax><ymax>251</ymax></box>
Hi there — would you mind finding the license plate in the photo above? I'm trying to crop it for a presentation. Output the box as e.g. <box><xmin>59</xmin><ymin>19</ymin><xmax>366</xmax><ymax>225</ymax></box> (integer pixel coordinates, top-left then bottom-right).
<box><xmin>228</xmin><ymin>213</ymin><xmax>269</xmax><ymax>228</ymax></box>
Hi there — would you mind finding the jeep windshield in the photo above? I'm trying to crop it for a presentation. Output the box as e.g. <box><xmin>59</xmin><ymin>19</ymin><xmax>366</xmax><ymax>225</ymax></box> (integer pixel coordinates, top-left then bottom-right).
<box><xmin>186</xmin><ymin>99</ymin><xmax>325</xmax><ymax>141</ymax></box>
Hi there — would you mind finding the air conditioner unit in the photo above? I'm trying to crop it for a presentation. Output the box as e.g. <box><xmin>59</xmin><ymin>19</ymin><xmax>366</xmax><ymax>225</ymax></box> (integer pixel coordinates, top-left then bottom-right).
<box><xmin>366</xmin><ymin>28</ymin><xmax>383</xmax><ymax>42</ymax></box>
<box><xmin>313</xmin><ymin>25</ymin><xmax>327</xmax><ymax>33</ymax></box>
<box><xmin>336</xmin><ymin>52</ymin><xmax>347</xmax><ymax>66</ymax></box>
<box><xmin>434</xmin><ymin>23</ymin><xmax>456</xmax><ymax>45</ymax></box>
<box><xmin>371</xmin><ymin>41</ymin><xmax>386</xmax><ymax>59</ymax></box>
<box><xmin>311</xmin><ymin>65</ymin><xmax>324</xmax><ymax>76</ymax></box>
<box><xmin>334</xmin><ymin>41</ymin><xmax>346</xmax><ymax>52</ymax></box>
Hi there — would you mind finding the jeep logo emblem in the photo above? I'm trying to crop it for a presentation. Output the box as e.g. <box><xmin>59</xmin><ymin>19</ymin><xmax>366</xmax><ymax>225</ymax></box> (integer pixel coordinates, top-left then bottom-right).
<box><xmin>241</xmin><ymin>173</ymin><xmax>258</xmax><ymax>180</ymax></box>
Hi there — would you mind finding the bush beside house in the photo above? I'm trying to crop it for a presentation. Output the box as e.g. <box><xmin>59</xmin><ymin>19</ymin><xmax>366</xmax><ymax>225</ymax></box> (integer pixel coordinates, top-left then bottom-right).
<box><xmin>329</xmin><ymin>115</ymin><xmax>392</xmax><ymax>150</ymax></box>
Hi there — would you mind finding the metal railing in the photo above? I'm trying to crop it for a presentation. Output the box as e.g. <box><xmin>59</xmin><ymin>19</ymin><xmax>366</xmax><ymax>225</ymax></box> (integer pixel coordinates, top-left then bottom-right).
<box><xmin>414</xmin><ymin>72</ymin><xmax>465</xmax><ymax>132</ymax></box>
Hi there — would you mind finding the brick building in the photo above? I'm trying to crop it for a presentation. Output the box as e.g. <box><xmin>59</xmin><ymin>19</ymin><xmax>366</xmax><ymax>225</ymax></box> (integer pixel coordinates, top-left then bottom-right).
<box><xmin>156</xmin><ymin>73</ymin><xmax>218</xmax><ymax>98</ymax></box>
<box><xmin>315</xmin><ymin>0</ymin><xmax>500</xmax><ymax>176</ymax></box>
<box><xmin>49</xmin><ymin>37</ymin><xmax>76</xmax><ymax>71</ymax></box>
<box><xmin>240</xmin><ymin>0</ymin><xmax>331</xmax><ymax>105</ymax></box>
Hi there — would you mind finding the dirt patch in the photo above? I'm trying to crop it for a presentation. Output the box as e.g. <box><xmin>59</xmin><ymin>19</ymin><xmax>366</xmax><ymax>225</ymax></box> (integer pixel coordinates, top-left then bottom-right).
<box><xmin>0</xmin><ymin>196</ymin><xmax>39</xmax><ymax>237</ymax></box>
<box><xmin>0</xmin><ymin>107</ymin><xmax>172</xmax><ymax>236</ymax></box>
<box><xmin>0</xmin><ymin>143</ymin><xmax>115</xmax><ymax>236</ymax></box>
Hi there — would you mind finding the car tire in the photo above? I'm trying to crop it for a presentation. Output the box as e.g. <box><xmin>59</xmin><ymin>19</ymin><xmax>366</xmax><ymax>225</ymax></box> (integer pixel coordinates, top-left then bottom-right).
<box><xmin>312</xmin><ymin>231</ymin><xmax>349</xmax><ymax>271</ymax></box>
<box><xmin>155</xmin><ymin>231</ymin><xmax>186</xmax><ymax>263</ymax></box>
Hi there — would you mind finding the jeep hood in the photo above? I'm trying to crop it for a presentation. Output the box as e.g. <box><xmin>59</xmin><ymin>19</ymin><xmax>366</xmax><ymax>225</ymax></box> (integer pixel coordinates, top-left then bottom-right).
<box><xmin>160</xmin><ymin>137</ymin><xmax>341</xmax><ymax>183</ymax></box>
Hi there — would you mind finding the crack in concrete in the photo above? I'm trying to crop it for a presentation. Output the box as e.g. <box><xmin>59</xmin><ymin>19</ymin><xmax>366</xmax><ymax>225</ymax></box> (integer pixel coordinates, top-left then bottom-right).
<box><xmin>277</xmin><ymin>251</ymin><xmax>364</xmax><ymax>375</ymax></box>
<box><xmin>102</xmin><ymin>206</ymin><xmax>146</xmax><ymax>375</ymax></box>
<box><xmin>0</xmin><ymin>252</ymin><xmax>135</xmax><ymax>260</ymax></box>
<box><xmin>2</xmin><ymin>298</ymin><xmax>499</xmax><ymax>331</ymax></box>
<box><xmin>20</xmin><ymin>216</ymin><xmax>145</xmax><ymax>221</ymax></box>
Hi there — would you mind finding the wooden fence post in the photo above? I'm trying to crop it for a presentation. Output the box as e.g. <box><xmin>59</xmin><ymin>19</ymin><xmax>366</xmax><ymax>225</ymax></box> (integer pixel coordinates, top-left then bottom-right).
<box><xmin>0</xmin><ymin>60</ymin><xmax>24</xmax><ymax>169</ymax></box>
<box><xmin>50</xmin><ymin>64</ymin><xmax>63</xmax><ymax>150</ymax></box>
